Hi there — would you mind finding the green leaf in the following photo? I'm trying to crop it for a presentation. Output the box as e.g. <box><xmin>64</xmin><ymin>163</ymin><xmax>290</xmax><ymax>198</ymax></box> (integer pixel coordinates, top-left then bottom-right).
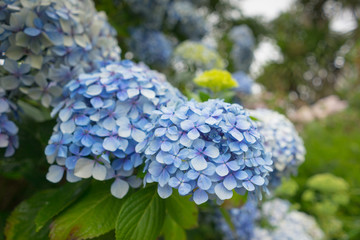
<box><xmin>162</xmin><ymin>215</ymin><xmax>186</xmax><ymax>240</ymax></box>
<box><xmin>5</xmin><ymin>189</ymin><xmax>56</xmax><ymax>240</ymax></box>
<box><xmin>198</xmin><ymin>91</ymin><xmax>210</xmax><ymax>102</ymax></box>
<box><xmin>50</xmin><ymin>181</ymin><xmax>124</xmax><ymax>240</ymax></box>
<box><xmin>220</xmin><ymin>207</ymin><xmax>235</xmax><ymax>232</ymax></box>
<box><xmin>165</xmin><ymin>192</ymin><xmax>198</xmax><ymax>229</ymax></box>
<box><xmin>35</xmin><ymin>181</ymin><xmax>90</xmax><ymax>231</ymax></box>
<box><xmin>115</xmin><ymin>185</ymin><xmax>165</xmax><ymax>240</ymax></box>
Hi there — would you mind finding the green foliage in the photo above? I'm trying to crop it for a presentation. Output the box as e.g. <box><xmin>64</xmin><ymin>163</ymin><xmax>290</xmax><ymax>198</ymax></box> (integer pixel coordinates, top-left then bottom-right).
<box><xmin>50</xmin><ymin>181</ymin><xmax>124</xmax><ymax>240</ymax></box>
<box><xmin>165</xmin><ymin>192</ymin><xmax>198</xmax><ymax>230</ymax></box>
<box><xmin>35</xmin><ymin>181</ymin><xmax>90</xmax><ymax>231</ymax></box>
<box><xmin>115</xmin><ymin>185</ymin><xmax>165</xmax><ymax>240</ymax></box>
<box><xmin>5</xmin><ymin>190</ymin><xmax>55</xmax><ymax>240</ymax></box>
<box><xmin>162</xmin><ymin>215</ymin><xmax>187</xmax><ymax>240</ymax></box>
<box><xmin>287</xmin><ymin>109</ymin><xmax>360</xmax><ymax>239</ymax></box>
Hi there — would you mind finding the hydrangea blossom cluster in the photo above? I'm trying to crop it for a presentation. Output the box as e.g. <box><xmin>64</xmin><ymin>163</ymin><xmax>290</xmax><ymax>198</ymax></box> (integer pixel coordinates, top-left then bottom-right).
<box><xmin>45</xmin><ymin>60</ymin><xmax>185</xmax><ymax>199</ymax></box>
<box><xmin>232</xmin><ymin>71</ymin><xmax>254</xmax><ymax>95</ymax></box>
<box><xmin>229</xmin><ymin>25</ymin><xmax>255</xmax><ymax>72</ymax></box>
<box><xmin>252</xmin><ymin>199</ymin><xmax>324</xmax><ymax>240</ymax></box>
<box><xmin>217</xmin><ymin>200</ymin><xmax>258</xmax><ymax>240</ymax></box>
<box><xmin>140</xmin><ymin>99</ymin><xmax>273</xmax><ymax>204</ymax></box>
<box><xmin>166</xmin><ymin>1</ymin><xmax>207</xmax><ymax>40</ymax></box>
<box><xmin>218</xmin><ymin>199</ymin><xmax>324</xmax><ymax>240</ymax></box>
<box><xmin>249</xmin><ymin>109</ymin><xmax>305</xmax><ymax>187</ymax></box>
<box><xmin>173</xmin><ymin>41</ymin><xmax>225</xmax><ymax>70</ymax></box>
<box><xmin>0</xmin><ymin>89</ymin><xmax>18</xmax><ymax>156</ymax></box>
<box><xmin>128</xmin><ymin>28</ymin><xmax>172</xmax><ymax>68</ymax></box>
<box><xmin>123</xmin><ymin>0</ymin><xmax>169</xmax><ymax>29</ymax></box>
<box><xmin>0</xmin><ymin>0</ymin><xmax>120</xmax><ymax>108</ymax></box>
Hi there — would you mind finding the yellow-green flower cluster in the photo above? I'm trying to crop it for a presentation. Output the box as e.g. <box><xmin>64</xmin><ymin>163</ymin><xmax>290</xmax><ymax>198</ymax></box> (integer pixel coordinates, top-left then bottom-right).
<box><xmin>173</xmin><ymin>41</ymin><xmax>225</xmax><ymax>70</ymax></box>
<box><xmin>194</xmin><ymin>69</ymin><xmax>238</xmax><ymax>92</ymax></box>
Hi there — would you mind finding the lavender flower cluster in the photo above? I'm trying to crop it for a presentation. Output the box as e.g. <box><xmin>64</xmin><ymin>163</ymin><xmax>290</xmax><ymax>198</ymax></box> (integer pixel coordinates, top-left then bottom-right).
<box><xmin>0</xmin><ymin>0</ymin><xmax>120</xmax><ymax>156</ymax></box>
<box><xmin>45</xmin><ymin>60</ymin><xmax>273</xmax><ymax>204</ymax></box>
<box><xmin>128</xmin><ymin>28</ymin><xmax>172</xmax><ymax>68</ymax></box>
<box><xmin>229</xmin><ymin>25</ymin><xmax>255</xmax><ymax>72</ymax></box>
<box><xmin>0</xmin><ymin>89</ymin><xmax>18</xmax><ymax>156</ymax></box>
<box><xmin>218</xmin><ymin>199</ymin><xmax>324</xmax><ymax>240</ymax></box>
<box><xmin>140</xmin><ymin>99</ymin><xmax>273</xmax><ymax>204</ymax></box>
<box><xmin>249</xmin><ymin>109</ymin><xmax>306</xmax><ymax>187</ymax></box>
<box><xmin>45</xmin><ymin>60</ymin><xmax>185</xmax><ymax>199</ymax></box>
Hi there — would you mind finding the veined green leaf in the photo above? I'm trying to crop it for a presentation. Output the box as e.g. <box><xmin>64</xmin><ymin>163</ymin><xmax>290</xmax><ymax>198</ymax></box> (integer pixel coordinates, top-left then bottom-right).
<box><xmin>115</xmin><ymin>185</ymin><xmax>165</xmax><ymax>240</ymax></box>
<box><xmin>50</xmin><ymin>181</ymin><xmax>124</xmax><ymax>240</ymax></box>
<box><xmin>166</xmin><ymin>192</ymin><xmax>198</xmax><ymax>229</ymax></box>
<box><xmin>162</xmin><ymin>215</ymin><xmax>187</xmax><ymax>240</ymax></box>
<box><xmin>5</xmin><ymin>189</ymin><xmax>56</xmax><ymax>240</ymax></box>
<box><xmin>35</xmin><ymin>181</ymin><xmax>90</xmax><ymax>231</ymax></box>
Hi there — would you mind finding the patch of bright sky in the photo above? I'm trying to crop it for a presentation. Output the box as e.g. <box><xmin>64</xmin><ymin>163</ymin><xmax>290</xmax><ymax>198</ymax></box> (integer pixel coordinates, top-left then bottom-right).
<box><xmin>235</xmin><ymin>0</ymin><xmax>358</xmax><ymax>77</ymax></box>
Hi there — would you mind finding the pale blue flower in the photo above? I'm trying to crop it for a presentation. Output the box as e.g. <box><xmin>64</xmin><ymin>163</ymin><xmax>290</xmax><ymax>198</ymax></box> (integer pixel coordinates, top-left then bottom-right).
<box><xmin>249</xmin><ymin>109</ymin><xmax>306</xmax><ymax>188</ymax></box>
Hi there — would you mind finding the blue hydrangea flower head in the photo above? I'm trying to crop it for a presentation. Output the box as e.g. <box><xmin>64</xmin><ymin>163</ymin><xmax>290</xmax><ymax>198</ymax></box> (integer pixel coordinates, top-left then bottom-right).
<box><xmin>249</xmin><ymin>109</ymin><xmax>306</xmax><ymax>188</ymax></box>
<box><xmin>0</xmin><ymin>0</ymin><xmax>120</xmax><ymax>107</ymax></box>
<box><xmin>166</xmin><ymin>1</ymin><xmax>207</xmax><ymax>40</ymax></box>
<box><xmin>232</xmin><ymin>71</ymin><xmax>254</xmax><ymax>95</ymax></box>
<box><xmin>124</xmin><ymin>0</ymin><xmax>170</xmax><ymax>29</ymax></box>
<box><xmin>140</xmin><ymin>99</ymin><xmax>273</xmax><ymax>204</ymax></box>
<box><xmin>252</xmin><ymin>199</ymin><xmax>324</xmax><ymax>240</ymax></box>
<box><xmin>229</xmin><ymin>25</ymin><xmax>255</xmax><ymax>72</ymax></box>
<box><xmin>0</xmin><ymin>0</ymin><xmax>120</xmax><ymax>156</ymax></box>
<box><xmin>0</xmin><ymin>88</ymin><xmax>18</xmax><ymax>156</ymax></box>
<box><xmin>128</xmin><ymin>28</ymin><xmax>172</xmax><ymax>68</ymax></box>
<box><xmin>45</xmin><ymin>60</ymin><xmax>186</xmax><ymax>199</ymax></box>
<box><xmin>216</xmin><ymin>200</ymin><xmax>258</xmax><ymax>240</ymax></box>
<box><xmin>218</xmin><ymin>198</ymin><xmax>324</xmax><ymax>240</ymax></box>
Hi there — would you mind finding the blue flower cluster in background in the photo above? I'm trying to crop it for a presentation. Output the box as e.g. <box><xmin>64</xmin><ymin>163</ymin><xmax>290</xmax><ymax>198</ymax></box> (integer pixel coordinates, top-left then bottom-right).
<box><xmin>232</xmin><ymin>71</ymin><xmax>254</xmax><ymax>95</ymax></box>
<box><xmin>0</xmin><ymin>0</ymin><xmax>120</xmax><ymax>156</ymax></box>
<box><xmin>218</xmin><ymin>198</ymin><xmax>324</xmax><ymax>240</ymax></box>
<box><xmin>0</xmin><ymin>89</ymin><xmax>18</xmax><ymax>156</ymax></box>
<box><xmin>166</xmin><ymin>1</ymin><xmax>207</xmax><ymax>40</ymax></box>
<box><xmin>229</xmin><ymin>25</ymin><xmax>255</xmax><ymax>72</ymax></box>
<box><xmin>124</xmin><ymin>0</ymin><xmax>169</xmax><ymax>29</ymax></box>
<box><xmin>128</xmin><ymin>28</ymin><xmax>172</xmax><ymax>68</ymax></box>
<box><xmin>45</xmin><ymin>60</ymin><xmax>185</xmax><ymax>199</ymax></box>
<box><xmin>140</xmin><ymin>99</ymin><xmax>273</xmax><ymax>204</ymax></box>
<box><xmin>217</xmin><ymin>200</ymin><xmax>258</xmax><ymax>240</ymax></box>
<box><xmin>249</xmin><ymin>109</ymin><xmax>305</xmax><ymax>187</ymax></box>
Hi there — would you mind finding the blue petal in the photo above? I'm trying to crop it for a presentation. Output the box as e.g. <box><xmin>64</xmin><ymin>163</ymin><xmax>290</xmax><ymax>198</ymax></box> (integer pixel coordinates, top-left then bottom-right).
<box><xmin>180</xmin><ymin>120</ymin><xmax>194</xmax><ymax>131</ymax></box>
<box><xmin>214</xmin><ymin>183</ymin><xmax>233</xmax><ymax>200</ymax></box>
<box><xmin>131</xmin><ymin>128</ymin><xmax>146</xmax><ymax>142</ymax></box>
<box><xmin>158</xmin><ymin>185</ymin><xmax>172</xmax><ymax>199</ymax></box>
<box><xmin>251</xmin><ymin>175</ymin><xmax>265</xmax><ymax>186</ymax></box>
<box><xmin>197</xmin><ymin>174</ymin><xmax>212</xmax><ymax>190</ymax></box>
<box><xmin>86</xmin><ymin>84</ymin><xmax>102</xmax><ymax>96</ymax></box>
<box><xmin>178</xmin><ymin>183</ymin><xmax>192</xmax><ymax>195</ymax></box>
<box><xmin>242</xmin><ymin>180</ymin><xmax>255</xmax><ymax>191</ymax></box>
<box><xmin>158</xmin><ymin>169</ymin><xmax>170</xmax><ymax>187</ymax></box>
<box><xmin>223</xmin><ymin>175</ymin><xmax>237</xmax><ymax>190</ymax></box>
<box><xmin>229</xmin><ymin>128</ymin><xmax>244</xmax><ymax>141</ymax></box>
<box><xmin>60</xmin><ymin>119</ymin><xmax>75</xmax><ymax>134</ymax></box>
<box><xmin>103</xmin><ymin>137</ymin><xmax>120</xmax><ymax>151</ymax></box>
<box><xmin>46</xmin><ymin>165</ymin><xmax>64</xmax><ymax>183</ymax></box>
<box><xmin>187</xmin><ymin>128</ymin><xmax>200</xmax><ymax>140</ymax></box>
<box><xmin>204</xmin><ymin>145</ymin><xmax>219</xmax><ymax>158</ymax></box>
<box><xmin>168</xmin><ymin>177</ymin><xmax>180</xmax><ymax>188</ymax></box>
<box><xmin>234</xmin><ymin>170</ymin><xmax>248</xmax><ymax>180</ymax></box>
<box><xmin>191</xmin><ymin>155</ymin><xmax>207</xmax><ymax>171</ymax></box>
<box><xmin>111</xmin><ymin>178</ymin><xmax>129</xmax><ymax>199</ymax></box>
<box><xmin>24</xmin><ymin>27</ymin><xmax>41</xmax><ymax>36</ymax></box>
<box><xmin>193</xmin><ymin>189</ymin><xmax>208</xmax><ymax>205</ymax></box>
<box><xmin>215</xmin><ymin>164</ymin><xmax>229</xmax><ymax>177</ymax></box>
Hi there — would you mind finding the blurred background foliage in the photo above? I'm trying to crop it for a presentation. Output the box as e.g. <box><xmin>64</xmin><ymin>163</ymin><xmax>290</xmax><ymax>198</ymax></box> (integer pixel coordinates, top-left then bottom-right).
<box><xmin>1</xmin><ymin>0</ymin><xmax>360</xmax><ymax>239</ymax></box>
